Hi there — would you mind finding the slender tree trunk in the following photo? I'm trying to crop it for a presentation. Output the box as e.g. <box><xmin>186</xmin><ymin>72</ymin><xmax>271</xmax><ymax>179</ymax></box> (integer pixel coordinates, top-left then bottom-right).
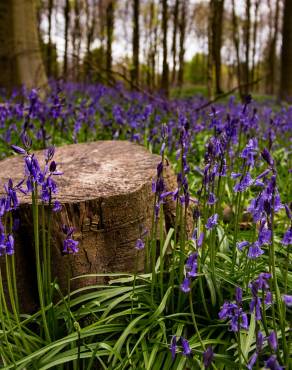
<box><xmin>280</xmin><ymin>0</ymin><xmax>292</xmax><ymax>100</ymax></box>
<box><xmin>171</xmin><ymin>0</ymin><xmax>179</xmax><ymax>85</ymax></box>
<box><xmin>213</xmin><ymin>0</ymin><xmax>224</xmax><ymax>94</ymax></box>
<box><xmin>266</xmin><ymin>0</ymin><xmax>280</xmax><ymax>95</ymax></box>
<box><xmin>63</xmin><ymin>0</ymin><xmax>70</xmax><ymax>78</ymax></box>
<box><xmin>106</xmin><ymin>1</ymin><xmax>114</xmax><ymax>82</ymax></box>
<box><xmin>231</xmin><ymin>0</ymin><xmax>243</xmax><ymax>99</ymax></box>
<box><xmin>131</xmin><ymin>0</ymin><xmax>140</xmax><ymax>87</ymax></box>
<box><xmin>178</xmin><ymin>0</ymin><xmax>187</xmax><ymax>89</ymax></box>
<box><xmin>47</xmin><ymin>0</ymin><xmax>53</xmax><ymax>77</ymax></box>
<box><xmin>242</xmin><ymin>0</ymin><xmax>251</xmax><ymax>96</ymax></box>
<box><xmin>0</xmin><ymin>0</ymin><xmax>47</xmax><ymax>90</ymax></box>
<box><xmin>72</xmin><ymin>0</ymin><xmax>81</xmax><ymax>80</ymax></box>
<box><xmin>161</xmin><ymin>0</ymin><xmax>169</xmax><ymax>95</ymax></box>
<box><xmin>251</xmin><ymin>0</ymin><xmax>259</xmax><ymax>86</ymax></box>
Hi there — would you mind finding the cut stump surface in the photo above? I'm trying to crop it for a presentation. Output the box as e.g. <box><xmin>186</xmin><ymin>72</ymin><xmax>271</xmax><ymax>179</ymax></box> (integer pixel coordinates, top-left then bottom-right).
<box><xmin>0</xmin><ymin>141</ymin><xmax>180</xmax><ymax>310</ymax></box>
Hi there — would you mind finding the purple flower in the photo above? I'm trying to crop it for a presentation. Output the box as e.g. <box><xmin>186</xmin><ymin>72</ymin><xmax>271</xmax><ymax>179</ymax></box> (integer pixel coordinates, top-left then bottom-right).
<box><xmin>233</xmin><ymin>172</ymin><xmax>253</xmax><ymax>192</ymax></box>
<box><xmin>282</xmin><ymin>294</ymin><xmax>292</xmax><ymax>307</ymax></box>
<box><xmin>207</xmin><ymin>192</ymin><xmax>217</xmax><ymax>205</ymax></box>
<box><xmin>237</xmin><ymin>240</ymin><xmax>249</xmax><ymax>251</ymax></box>
<box><xmin>185</xmin><ymin>252</ymin><xmax>198</xmax><ymax>277</ymax></box>
<box><xmin>203</xmin><ymin>346</ymin><xmax>214</xmax><ymax>368</ymax></box>
<box><xmin>135</xmin><ymin>238</ymin><xmax>144</xmax><ymax>250</ymax></box>
<box><xmin>218</xmin><ymin>299</ymin><xmax>249</xmax><ymax>332</ymax></box>
<box><xmin>5</xmin><ymin>235</ymin><xmax>14</xmax><ymax>255</ymax></box>
<box><xmin>265</xmin><ymin>355</ymin><xmax>283</xmax><ymax>370</ymax></box>
<box><xmin>63</xmin><ymin>238</ymin><xmax>79</xmax><ymax>254</ymax></box>
<box><xmin>247</xmin><ymin>352</ymin><xmax>258</xmax><ymax>370</ymax></box>
<box><xmin>256</xmin><ymin>331</ymin><xmax>264</xmax><ymax>352</ymax></box>
<box><xmin>261</xmin><ymin>148</ymin><xmax>274</xmax><ymax>167</ymax></box>
<box><xmin>247</xmin><ymin>241</ymin><xmax>264</xmax><ymax>259</ymax></box>
<box><xmin>181</xmin><ymin>337</ymin><xmax>191</xmax><ymax>356</ymax></box>
<box><xmin>281</xmin><ymin>228</ymin><xmax>292</xmax><ymax>245</ymax></box>
<box><xmin>268</xmin><ymin>331</ymin><xmax>278</xmax><ymax>351</ymax></box>
<box><xmin>206</xmin><ymin>214</ymin><xmax>218</xmax><ymax>230</ymax></box>
<box><xmin>170</xmin><ymin>336</ymin><xmax>177</xmax><ymax>360</ymax></box>
<box><xmin>197</xmin><ymin>232</ymin><xmax>204</xmax><ymax>247</ymax></box>
<box><xmin>180</xmin><ymin>277</ymin><xmax>191</xmax><ymax>293</ymax></box>
<box><xmin>235</xmin><ymin>287</ymin><xmax>242</xmax><ymax>305</ymax></box>
<box><xmin>11</xmin><ymin>145</ymin><xmax>26</xmax><ymax>155</ymax></box>
<box><xmin>52</xmin><ymin>201</ymin><xmax>62</xmax><ymax>212</ymax></box>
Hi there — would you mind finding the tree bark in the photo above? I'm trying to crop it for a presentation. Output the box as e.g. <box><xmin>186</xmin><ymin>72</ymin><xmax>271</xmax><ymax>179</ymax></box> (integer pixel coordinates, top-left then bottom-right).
<box><xmin>251</xmin><ymin>0</ymin><xmax>260</xmax><ymax>85</ymax></box>
<box><xmin>63</xmin><ymin>0</ymin><xmax>70</xmax><ymax>78</ymax></box>
<box><xmin>178</xmin><ymin>0</ymin><xmax>187</xmax><ymax>88</ymax></box>
<box><xmin>280</xmin><ymin>0</ymin><xmax>292</xmax><ymax>100</ymax></box>
<box><xmin>161</xmin><ymin>0</ymin><xmax>169</xmax><ymax>96</ymax></box>
<box><xmin>242</xmin><ymin>0</ymin><xmax>251</xmax><ymax>96</ymax></box>
<box><xmin>0</xmin><ymin>141</ymin><xmax>184</xmax><ymax>311</ymax></box>
<box><xmin>266</xmin><ymin>0</ymin><xmax>280</xmax><ymax>95</ymax></box>
<box><xmin>131</xmin><ymin>0</ymin><xmax>140</xmax><ymax>87</ymax></box>
<box><xmin>212</xmin><ymin>0</ymin><xmax>224</xmax><ymax>95</ymax></box>
<box><xmin>171</xmin><ymin>0</ymin><xmax>179</xmax><ymax>85</ymax></box>
<box><xmin>0</xmin><ymin>0</ymin><xmax>47</xmax><ymax>90</ymax></box>
<box><xmin>106</xmin><ymin>1</ymin><xmax>114</xmax><ymax>82</ymax></box>
<box><xmin>231</xmin><ymin>0</ymin><xmax>243</xmax><ymax>99</ymax></box>
<box><xmin>47</xmin><ymin>0</ymin><xmax>53</xmax><ymax>77</ymax></box>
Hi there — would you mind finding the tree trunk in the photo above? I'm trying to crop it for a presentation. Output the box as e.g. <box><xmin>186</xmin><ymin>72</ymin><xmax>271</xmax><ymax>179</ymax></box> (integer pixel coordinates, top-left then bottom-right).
<box><xmin>242</xmin><ymin>0</ymin><xmax>251</xmax><ymax>96</ymax></box>
<box><xmin>161</xmin><ymin>0</ymin><xmax>169</xmax><ymax>96</ymax></box>
<box><xmin>251</xmin><ymin>0</ymin><xmax>260</xmax><ymax>85</ymax></box>
<box><xmin>63</xmin><ymin>0</ymin><xmax>70</xmax><ymax>79</ymax></box>
<box><xmin>177</xmin><ymin>0</ymin><xmax>187</xmax><ymax>88</ymax></box>
<box><xmin>280</xmin><ymin>0</ymin><xmax>292</xmax><ymax>100</ymax></box>
<box><xmin>231</xmin><ymin>0</ymin><xmax>243</xmax><ymax>99</ymax></box>
<box><xmin>212</xmin><ymin>0</ymin><xmax>224</xmax><ymax>95</ymax></box>
<box><xmin>47</xmin><ymin>0</ymin><xmax>53</xmax><ymax>77</ymax></box>
<box><xmin>0</xmin><ymin>141</ymin><xmax>185</xmax><ymax>311</ymax></box>
<box><xmin>131</xmin><ymin>0</ymin><xmax>140</xmax><ymax>87</ymax></box>
<box><xmin>0</xmin><ymin>0</ymin><xmax>47</xmax><ymax>90</ymax></box>
<box><xmin>266</xmin><ymin>0</ymin><xmax>280</xmax><ymax>95</ymax></box>
<box><xmin>106</xmin><ymin>1</ymin><xmax>114</xmax><ymax>82</ymax></box>
<box><xmin>171</xmin><ymin>0</ymin><xmax>179</xmax><ymax>85</ymax></box>
<box><xmin>72</xmin><ymin>0</ymin><xmax>81</xmax><ymax>80</ymax></box>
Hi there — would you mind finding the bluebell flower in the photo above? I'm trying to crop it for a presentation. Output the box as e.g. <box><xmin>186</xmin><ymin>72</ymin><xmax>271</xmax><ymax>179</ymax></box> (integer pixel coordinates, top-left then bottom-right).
<box><xmin>218</xmin><ymin>299</ymin><xmax>249</xmax><ymax>332</ymax></box>
<box><xmin>247</xmin><ymin>352</ymin><xmax>258</xmax><ymax>370</ymax></box>
<box><xmin>207</xmin><ymin>192</ymin><xmax>217</xmax><ymax>205</ymax></box>
<box><xmin>181</xmin><ymin>337</ymin><xmax>191</xmax><ymax>356</ymax></box>
<box><xmin>281</xmin><ymin>228</ymin><xmax>292</xmax><ymax>245</ymax></box>
<box><xmin>5</xmin><ymin>235</ymin><xmax>14</xmax><ymax>255</ymax></box>
<box><xmin>282</xmin><ymin>294</ymin><xmax>292</xmax><ymax>307</ymax></box>
<box><xmin>135</xmin><ymin>238</ymin><xmax>144</xmax><ymax>250</ymax></box>
<box><xmin>63</xmin><ymin>238</ymin><xmax>79</xmax><ymax>254</ymax></box>
<box><xmin>233</xmin><ymin>172</ymin><xmax>253</xmax><ymax>192</ymax></box>
<box><xmin>247</xmin><ymin>241</ymin><xmax>264</xmax><ymax>259</ymax></box>
<box><xmin>170</xmin><ymin>336</ymin><xmax>177</xmax><ymax>360</ymax></box>
<box><xmin>180</xmin><ymin>277</ymin><xmax>191</xmax><ymax>293</ymax></box>
<box><xmin>52</xmin><ymin>201</ymin><xmax>62</xmax><ymax>212</ymax></box>
<box><xmin>237</xmin><ymin>240</ymin><xmax>249</xmax><ymax>251</ymax></box>
<box><xmin>197</xmin><ymin>232</ymin><xmax>204</xmax><ymax>247</ymax></box>
<box><xmin>206</xmin><ymin>214</ymin><xmax>218</xmax><ymax>230</ymax></box>
<box><xmin>265</xmin><ymin>355</ymin><xmax>283</xmax><ymax>370</ymax></box>
<box><xmin>203</xmin><ymin>346</ymin><xmax>214</xmax><ymax>368</ymax></box>
<box><xmin>268</xmin><ymin>331</ymin><xmax>278</xmax><ymax>351</ymax></box>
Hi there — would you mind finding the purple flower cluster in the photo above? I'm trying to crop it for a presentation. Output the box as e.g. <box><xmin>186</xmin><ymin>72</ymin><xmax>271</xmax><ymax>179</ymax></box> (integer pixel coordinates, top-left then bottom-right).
<box><xmin>62</xmin><ymin>225</ymin><xmax>79</xmax><ymax>254</ymax></box>
<box><xmin>180</xmin><ymin>252</ymin><xmax>198</xmax><ymax>293</ymax></box>
<box><xmin>249</xmin><ymin>272</ymin><xmax>272</xmax><ymax>320</ymax></box>
<box><xmin>218</xmin><ymin>287</ymin><xmax>249</xmax><ymax>332</ymax></box>
<box><xmin>170</xmin><ymin>335</ymin><xmax>214</xmax><ymax>368</ymax></box>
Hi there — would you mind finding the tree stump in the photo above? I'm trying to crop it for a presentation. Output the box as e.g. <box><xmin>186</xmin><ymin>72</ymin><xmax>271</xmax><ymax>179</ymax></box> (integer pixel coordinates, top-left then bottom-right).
<box><xmin>0</xmin><ymin>141</ymin><xmax>182</xmax><ymax>311</ymax></box>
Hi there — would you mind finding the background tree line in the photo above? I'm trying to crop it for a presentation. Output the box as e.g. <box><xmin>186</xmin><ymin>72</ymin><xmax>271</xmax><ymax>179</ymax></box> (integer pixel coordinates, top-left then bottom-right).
<box><xmin>0</xmin><ymin>0</ymin><xmax>292</xmax><ymax>101</ymax></box>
